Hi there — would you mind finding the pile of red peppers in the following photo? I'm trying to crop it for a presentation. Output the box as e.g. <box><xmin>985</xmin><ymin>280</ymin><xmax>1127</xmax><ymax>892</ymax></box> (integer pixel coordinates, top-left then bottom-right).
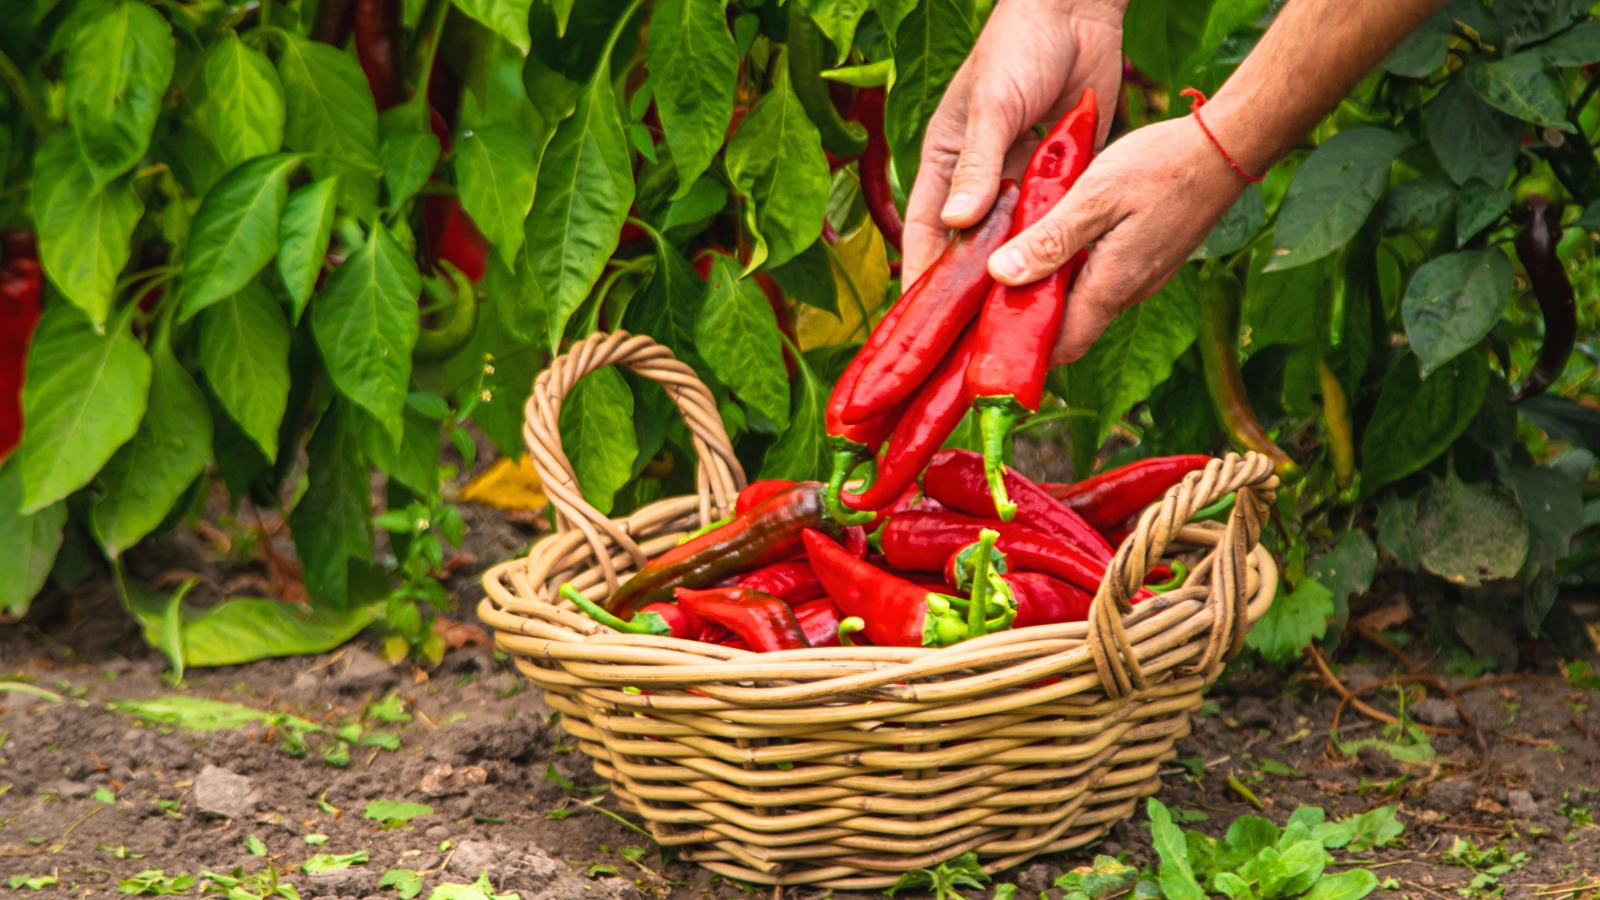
<box><xmin>561</xmin><ymin>450</ymin><xmax>1209</xmax><ymax>653</ymax></box>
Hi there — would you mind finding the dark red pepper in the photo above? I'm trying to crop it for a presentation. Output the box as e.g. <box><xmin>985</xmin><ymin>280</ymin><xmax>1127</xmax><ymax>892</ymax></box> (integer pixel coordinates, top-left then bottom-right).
<box><xmin>673</xmin><ymin>587</ymin><xmax>810</xmax><ymax>652</ymax></box>
<box><xmin>1043</xmin><ymin>455</ymin><xmax>1212</xmax><ymax>531</ymax></box>
<box><xmin>966</xmin><ymin>92</ymin><xmax>1097</xmax><ymax>519</ymax></box>
<box><xmin>1509</xmin><ymin>193</ymin><xmax>1576</xmax><ymax>403</ymax></box>
<box><xmin>921</xmin><ymin>449</ymin><xmax>1113</xmax><ymax>561</ymax></box>
<box><xmin>792</xmin><ymin>599</ymin><xmax>864</xmax><ymax>648</ymax></box>
<box><xmin>423</xmin><ymin>195</ymin><xmax>490</xmax><ymax>283</ymax></box>
<box><xmin>736</xmin><ymin>559</ymin><xmax>826</xmax><ymax>604</ymax></box>
<box><xmin>803</xmin><ymin>529</ymin><xmax>999</xmax><ymax>647</ymax></box>
<box><xmin>847</xmin><ymin>87</ymin><xmax>902</xmax><ymax>252</ymax></box>
<box><xmin>736</xmin><ymin>480</ymin><xmax>797</xmax><ymax>516</ymax></box>
<box><xmin>840</xmin><ymin>182</ymin><xmax>1019</xmax><ymax>423</ymax></box>
<box><xmin>353</xmin><ymin>0</ymin><xmax>405</xmax><ymax>111</ymax></box>
<box><xmin>0</xmin><ymin>230</ymin><xmax>42</xmax><ymax>461</ymax></box>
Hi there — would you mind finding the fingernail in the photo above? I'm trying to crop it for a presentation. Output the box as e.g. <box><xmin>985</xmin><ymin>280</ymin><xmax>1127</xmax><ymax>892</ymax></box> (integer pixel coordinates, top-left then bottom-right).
<box><xmin>943</xmin><ymin>192</ymin><xmax>976</xmax><ymax>220</ymax></box>
<box><xmin>992</xmin><ymin>247</ymin><xmax>1026</xmax><ymax>281</ymax></box>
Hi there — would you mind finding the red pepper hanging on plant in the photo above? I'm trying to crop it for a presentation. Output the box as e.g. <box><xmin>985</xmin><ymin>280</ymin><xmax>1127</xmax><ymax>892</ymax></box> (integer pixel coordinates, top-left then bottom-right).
<box><xmin>1197</xmin><ymin>262</ymin><xmax>1300</xmax><ymax>480</ymax></box>
<box><xmin>1508</xmin><ymin>192</ymin><xmax>1576</xmax><ymax>404</ymax></box>
<box><xmin>353</xmin><ymin>0</ymin><xmax>406</xmax><ymax>111</ymax></box>
<box><xmin>787</xmin><ymin>3</ymin><xmax>868</xmax><ymax>160</ymax></box>
<box><xmin>965</xmin><ymin>91</ymin><xmax>1098</xmax><ymax>520</ymax></box>
<box><xmin>847</xmin><ymin>86</ymin><xmax>902</xmax><ymax>252</ymax></box>
<box><xmin>0</xmin><ymin>230</ymin><xmax>42</xmax><ymax>461</ymax></box>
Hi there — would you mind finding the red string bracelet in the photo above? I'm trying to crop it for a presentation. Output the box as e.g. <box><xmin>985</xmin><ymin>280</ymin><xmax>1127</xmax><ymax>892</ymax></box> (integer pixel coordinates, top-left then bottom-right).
<box><xmin>1180</xmin><ymin>88</ymin><xmax>1264</xmax><ymax>184</ymax></box>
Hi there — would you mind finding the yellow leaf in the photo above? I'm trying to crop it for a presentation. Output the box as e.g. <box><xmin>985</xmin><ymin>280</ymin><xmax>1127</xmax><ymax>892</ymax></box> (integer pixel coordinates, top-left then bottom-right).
<box><xmin>458</xmin><ymin>455</ymin><xmax>548</xmax><ymax>511</ymax></box>
<box><xmin>795</xmin><ymin>218</ymin><xmax>890</xmax><ymax>351</ymax></box>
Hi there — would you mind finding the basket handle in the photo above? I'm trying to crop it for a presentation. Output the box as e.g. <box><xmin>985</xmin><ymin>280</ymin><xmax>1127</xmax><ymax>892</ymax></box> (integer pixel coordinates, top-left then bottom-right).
<box><xmin>1086</xmin><ymin>451</ymin><xmax>1279</xmax><ymax>699</ymax></box>
<box><xmin>522</xmin><ymin>331</ymin><xmax>747</xmax><ymax>592</ymax></box>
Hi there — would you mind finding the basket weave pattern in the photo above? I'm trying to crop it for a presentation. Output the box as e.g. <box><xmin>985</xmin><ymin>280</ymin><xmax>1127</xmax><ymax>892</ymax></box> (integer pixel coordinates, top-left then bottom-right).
<box><xmin>480</xmin><ymin>332</ymin><xmax>1281</xmax><ymax>888</ymax></box>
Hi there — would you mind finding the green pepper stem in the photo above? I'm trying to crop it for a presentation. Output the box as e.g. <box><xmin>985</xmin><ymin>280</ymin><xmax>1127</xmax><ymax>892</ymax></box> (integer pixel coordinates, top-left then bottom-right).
<box><xmin>1148</xmin><ymin>559</ymin><xmax>1189</xmax><ymax>594</ymax></box>
<box><xmin>838</xmin><ymin>617</ymin><xmax>864</xmax><ymax>647</ymax></box>
<box><xmin>967</xmin><ymin>530</ymin><xmax>999</xmax><ymax>638</ymax></box>
<box><xmin>825</xmin><ymin>445</ymin><xmax>877</xmax><ymax>526</ymax></box>
<box><xmin>559</xmin><ymin>584</ymin><xmax>668</xmax><ymax>636</ymax></box>
<box><xmin>975</xmin><ymin>400</ymin><xmax>1023</xmax><ymax>522</ymax></box>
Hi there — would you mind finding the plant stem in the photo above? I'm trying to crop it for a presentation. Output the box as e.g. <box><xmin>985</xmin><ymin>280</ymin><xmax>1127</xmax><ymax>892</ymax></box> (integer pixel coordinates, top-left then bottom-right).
<box><xmin>0</xmin><ymin>48</ymin><xmax>53</xmax><ymax>138</ymax></box>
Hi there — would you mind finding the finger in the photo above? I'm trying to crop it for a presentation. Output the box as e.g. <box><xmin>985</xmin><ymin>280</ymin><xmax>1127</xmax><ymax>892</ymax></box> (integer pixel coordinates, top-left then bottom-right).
<box><xmin>1049</xmin><ymin>229</ymin><xmax>1179</xmax><ymax>365</ymax></box>
<box><xmin>940</xmin><ymin>81</ymin><xmax>1031</xmax><ymax>229</ymax></box>
<box><xmin>902</xmin><ymin>72</ymin><xmax>974</xmax><ymax>285</ymax></box>
<box><xmin>988</xmin><ymin>177</ymin><xmax>1120</xmax><ymax>285</ymax></box>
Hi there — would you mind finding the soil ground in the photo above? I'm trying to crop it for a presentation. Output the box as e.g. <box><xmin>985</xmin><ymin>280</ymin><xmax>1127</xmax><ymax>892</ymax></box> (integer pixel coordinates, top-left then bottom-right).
<box><xmin>5</xmin><ymin>443</ymin><xmax>1600</xmax><ymax>900</ymax></box>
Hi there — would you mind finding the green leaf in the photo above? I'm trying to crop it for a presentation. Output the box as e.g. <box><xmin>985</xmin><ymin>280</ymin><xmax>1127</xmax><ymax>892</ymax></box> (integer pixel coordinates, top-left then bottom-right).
<box><xmin>247</xmin><ymin>835</ymin><xmax>268</xmax><ymax>857</ymax></box>
<box><xmin>872</xmin><ymin>0</ymin><xmax>915</xmax><ymax>41</ymax></box>
<box><xmin>1302</xmin><ymin>870</ymin><xmax>1378</xmax><ymax>900</ymax></box>
<box><xmin>1147</xmin><ymin>800</ymin><xmax>1206</xmax><ymax>900</ymax></box>
<box><xmin>557</xmin><ymin>365</ymin><xmax>637</xmax><ymax>516</ymax></box>
<box><xmin>276</xmin><ymin>31</ymin><xmax>380</xmax><ymax>210</ymax></box>
<box><xmin>363</xmin><ymin>800</ymin><xmax>434</xmax><ymax>824</ymax></box>
<box><xmin>1360</xmin><ymin>350</ymin><xmax>1489</xmax><ymax>495</ymax></box>
<box><xmin>302</xmin><ymin>852</ymin><xmax>369</xmax><ymax>874</ymax></box>
<box><xmin>1267</xmin><ymin>129</ymin><xmax>1408</xmax><ymax>271</ymax></box>
<box><xmin>0</xmin><ymin>462</ymin><xmax>67</xmax><ymax>618</ymax></box>
<box><xmin>1053</xmin><ymin>856</ymin><xmax>1139</xmax><ymax>900</ymax></box>
<box><xmin>1427</xmin><ymin>75</ymin><xmax>1521</xmax><ymax>189</ymax></box>
<box><xmin>648</xmin><ymin>0</ymin><xmax>738</xmax><ymax>196</ymax></box>
<box><xmin>1493</xmin><ymin>0</ymin><xmax>1587</xmax><ymax>52</ymax></box>
<box><xmin>1242</xmin><ymin>242</ymin><xmax>1326</xmax><ymax>354</ymax></box>
<box><xmin>195</xmin><ymin>32</ymin><xmax>286</xmax><ymax>170</ymax></box>
<box><xmin>1306</xmin><ymin>529</ymin><xmax>1376</xmax><ymax>610</ymax></box>
<box><xmin>65</xmin><ymin>0</ymin><xmax>173</xmax><ymax>187</ymax></box>
<box><xmin>727</xmin><ymin>55</ymin><xmax>831</xmax><ymax>272</ymax></box>
<box><xmin>1538</xmin><ymin>19</ymin><xmax>1600</xmax><ymax>66</ymax></box>
<box><xmin>1417</xmin><ymin>468</ymin><xmax>1529</xmax><ymax>587</ymax></box>
<box><xmin>809</xmin><ymin>0</ymin><xmax>873</xmax><ymax>65</ymax></box>
<box><xmin>1341</xmin><ymin>806</ymin><xmax>1405</xmax><ymax>852</ymax></box>
<box><xmin>1246</xmin><ymin>576</ymin><xmax>1334</xmax><ymax>664</ymax></box>
<box><xmin>1375</xmin><ymin>172</ymin><xmax>1455</xmax><ymax>235</ymax></box>
<box><xmin>31</xmin><ymin>131</ymin><xmax>144</xmax><ymax>329</ymax></box>
<box><xmin>452</xmin><ymin>0</ymin><xmax>533</xmax><ymax>54</ymax></box>
<box><xmin>182</xmin><ymin>599</ymin><xmax>379</xmax><ymax>667</ymax></box>
<box><xmin>768</xmin><ymin>239</ymin><xmax>839</xmax><ymax>315</ymax></box>
<box><xmin>1375</xmin><ymin>494</ymin><xmax>1421</xmax><ymax>571</ymax></box>
<box><xmin>1466</xmin><ymin>54</ymin><xmax>1572</xmax><ymax>133</ymax></box>
<box><xmin>278</xmin><ymin>176</ymin><xmax>340</xmax><ymax>322</ymax></box>
<box><xmin>1383</xmin><ymin>27</ymin><xmax>1449</xmax><ymax>78</ymax></box>
<box><xmin>1078</xmin><ymin>265</ymin><xmax>1200</xmax><ymax>444</ymax></box>
<box><xmin>380</xmin><ymin>127</ymin><xmax>441</xmax><ymax>217</ymax></box>
<box><xmin>15</xmin><ymin>303</ymin><xmax>151</xmax><ymax>513</ymax></box>
<box><xmin>179</xmin><ymin>153</ymin><xmax>302</xmax><ymax>319</ymax></box>
<box><xmin>453</xmin><ymin>125</ymin><xmax>538</xmax><ymax>265</ymax></box>
<box><xmin>1122</xmin><ymin>0</ymin><xmax>1210</xmax><ymax>91</ymax></box>
<box><xmin>885</xmin><ymin>0</ymin><xmax>973</xmax><ymax>192</ymax></box>
<box><xmin>1193</xmin><ymin>185</ymin><xmax>1265</xmax><ymax>260</ymax></box>
<box><xmin>358</xmin><ymin>403</ymin><xmax>441</xmax><ymax>501</ymax></box>
<box><xmin>312</xmin><ymin>222</ymin><xmax>421</xmax><ymax>447</ymax></box>
<box><xmin>661</xmin><ymin>174</ymin><xmax>729</xmax><ymax>235</ymax></box>
<box><xmin>381</xmin><ymin>870</ymin><xmax>424</xmax><ymax>900</ymax></box>
<box><xmin>623</xmin><ymin>234</ymin><xmax>711</xmax><ymax>378</ymax></box>
<box><xmin>697</xmin><ymin>259</ymin><xmax>791</xmax><ymax>432</ymax></box>
<box><xmin>762</xmin><ymin>336</ymin><xmax>829</xmax><ymax>482</ymax></box>
<box><xmin>94</xmin><ymin>336</ymin><xmax>213</xmax><ymax>557</ymax></box>
<box><xmin>1400</xmin><ymin>248</ymin><xmax>1512</xmax><ymax>376</ymax></box>
<box><xmin>288</xmin><ymin>400</ymin><xmax>374</xmax><ymax>609</ymax></box>
<box><xmin>1454</xmin><ymin>177</ymin><xmax>1513</xmax><ymax>246</ymax></box>
<box><xmin>527</xmin><ymin>57</ymin><xmax>635</xmax><ymax>350</ymax></box>
<box><xmin>116</xmin><ymin>567</ymin><xmax>192</xmax><ymax>678</ymax></box>
<box><xmin>199</xmin><ymin>282</ymin><xmax>291</xmax><ymax>462</ymax></box>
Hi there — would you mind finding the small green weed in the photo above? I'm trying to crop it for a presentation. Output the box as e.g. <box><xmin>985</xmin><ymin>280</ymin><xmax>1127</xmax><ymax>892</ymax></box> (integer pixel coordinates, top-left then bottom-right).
<box><xmin>884</xmin><ymin>851</ymin><xmax>989</xmax><ymax>900</ymax></box>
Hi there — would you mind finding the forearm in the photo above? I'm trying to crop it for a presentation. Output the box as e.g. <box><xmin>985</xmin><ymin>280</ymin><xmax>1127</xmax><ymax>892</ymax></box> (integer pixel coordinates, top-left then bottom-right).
<box><xmin>1201</xmin><ymin>0</ymin><xmax>1447</xmax><ymax>176</ymax></box>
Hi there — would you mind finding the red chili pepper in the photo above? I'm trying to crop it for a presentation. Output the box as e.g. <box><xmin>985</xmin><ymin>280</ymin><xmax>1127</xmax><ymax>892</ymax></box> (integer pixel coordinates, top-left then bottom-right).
<box><xmin>0</xmin><ymin>230</ymin><xmax>42</xmax><ymax>461</ymax></box>
<box><xmin>423</xmin><ymin>195</ymin><xmax>490</xmax><ymax>283</ymax></box>
<box><xmin>1043</xmin><ymin>455</ymin><xmax>1212</xmax><ymax>531</ymax></box>
<box><xmin>840</xmin><ymin>182</ymin><xmax>1019</xmax><ymax>424</ymax></box>
<box><xmin>847</xmin><ymin>87</ymin><xmax>902</xmax><ymax>251</ymax></box>
<box><xmin>1509</xmin><ymin>192</ymin><xmax>1576</xmax><ymax>403</ymax></box>
<box><xmin>673</xmin><ymin>587</ymin><xmax>810</xmax><ymax>652</ymax></box>
<box><xmin>607</xmin><ymin>482</ymin><xmax>837</xmax><ymax>619</ymax></box>
<box><xmin>840</xmin><ymin>325</ymin><xmax>979</xmax><ymax>513</ymax></box>
<box><xmin>966</xmin><ymin>92</ymin><xmax>1097</xmax><ymax>520</ymax></box>
<box><xmin>792</xmin><ymin>599</ymin><xmax>866</xmax><ymax>648</ymax></box>
<box><xmin>840</xmin><ymin>524</ymin><xmax>868</xmax><ymax>558</ymax></box>
<box><xmin>353</xmin><ymin>0</ymin><xmax>405</xmax><ymax>111</ymax></box>
<box><xmin>737</xmin><ymin>559</ymin><xmax>825</xmax><ymax>604</ymax></box>
<box><xmin>939</xmin><ymin>539</ymin><xmax>1093</xmax><ymax>627</ymax></box>
<box><xmin>736</xmin><ymin>480</ymin><xmax>797</xmax><ymax>516</ymax></box>
<box><xmin>879</xmin><ymin>512</ymin><xmax>1152</xmax><ymax>602</ymax></box>
<box><xmin>802</xmin><ymin>529</ymin><xmax>999</xmax><ymax>647</ymax></box>
<box><xmin>921</xmin><ymin>448</ymin><xmax>1112</xmax><ymax>561</ymax></box>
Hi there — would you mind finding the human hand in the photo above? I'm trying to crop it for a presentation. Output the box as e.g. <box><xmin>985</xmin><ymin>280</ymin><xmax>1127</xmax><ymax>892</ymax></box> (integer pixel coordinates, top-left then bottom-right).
<box><xmin>901</xmin><ymin>0</ymin><xmax>1126</xmax><ymax>286</ymax></box>
<box><xmin>986</xmin><ymin>116</ymin><xmax>1248</xmax><ymax>365</ymax></box>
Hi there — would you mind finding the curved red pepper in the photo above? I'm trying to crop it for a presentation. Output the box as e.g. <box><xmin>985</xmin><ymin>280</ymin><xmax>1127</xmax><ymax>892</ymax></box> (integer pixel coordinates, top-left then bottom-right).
<box><xmin>1044</xmin><ymin>455</ymin><xmax>1212</xmax><ymax>531</ymax></box>
<box><xmin>792</xmin><ymin>598</ymin><xmax>864</xmax><ymax>648</ymax></box>
<box><xmin>737</xmin><ymin>559</ymin><xmax>825</xmax><ymax>604</ymax></box>
<box><xmin>353</xmin><ymin>0</ymin><xmax>405</xmax><ymax>112</ymax></box>
<box><xmin>0</xmin><ymin>230</ymin><xmax>42</xmax><ymax>461</ymax></box>
<box><xmin>840</xmin><ymin>182</ymin><xmax>1019</xmax><ymax>424</ymax></box>
<box><xmin>673</xmin><ymin>587</ymin><xmax>810</xmax><ymax>651</ymax></box>
<box><xmin>736</xmin><ymin>480</ymin><xmax>797</xmax><ymax>516</ymax></box>
<box><xmin>848</xmin><ymin>87</ymin><xmax>902</xmax><ymax>252</ymax></box>
<box><xmin>841</xmin><ymin>325</ymin><xmax>980</xmax><ymax>513</ymax></box>
<box><xmin>803</xmin><ymin>529</ymin><xmax>991</xmax><ymax>647</ymax></box>
<box><xmin>1004</xmin><ymin>572</ymin><xmax>1092</xmax><ymax>627</ymax></box>
<box><xmin>921</xmin><ymin>449</ymin><xmax>1112</xmax><ymax>561</ymax></box>
<box><xmin>823</xmin><ymin>290</ymin><xmax>916</xmax><ymax>525</ymax></box>
<box><xmin>966</xmin><ymin>91</ymin><xmax>1097</xmax><ymax>520</ymax></box>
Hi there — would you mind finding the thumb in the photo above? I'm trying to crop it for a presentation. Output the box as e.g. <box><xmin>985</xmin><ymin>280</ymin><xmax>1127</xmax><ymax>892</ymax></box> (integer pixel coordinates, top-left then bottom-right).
<box><xmin>940</xmin><ymin>93</ymin><xmax>1027</xmax><ymax>229</ymax></box>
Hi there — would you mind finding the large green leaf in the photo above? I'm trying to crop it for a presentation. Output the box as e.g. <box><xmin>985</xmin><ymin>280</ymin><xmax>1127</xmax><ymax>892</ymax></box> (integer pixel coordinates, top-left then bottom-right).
<box><xmin>358</xmin><ymin>403</ymin><xmax>441</xmax><ymax>502</ymax></box>
<box><xmin>0</xmin><ymin>462</ymin><xmax>67</xmax><ymax>618</ymax></box>
<box><xmin>1416</xmin><ymin>469</ymin><xmax>1529</xmax><ymax>587</ymax></box>
<box><xmin>116</xmin><ymin>566</ymin><xmax>190</xmax><ymax>678</ymax></box>
<box><xmin>623</xmin><ymin>234</ymin><xmax>711</xmax><ymax>379</ymax></box>
<box><xmin>94</xmin><ymin>335</ymin><xmax>213</xmax><ymax>558</ymax></box>
<box><xmin>1539</xmin><ymin>19</ymin><xmax>1600</xmax><ymax>66</ymax></box>
<box><xmin>1078</xmin><ymin>266</ymin><xmax>1200</xmax><ymax>443</ymax></box>
<box><xmin>454</xmin><ymin>125</ymin><xmax>538</xmax><ymax>266</ymax></box>
<box><xmin>726</xmin><ymin>55</ymin><xmax>831</xmax><ymax>272</ymax></box>
<box><xmin>809</xmin><ymin>0</ymin><xmax>872</xmax><ymax>65</ymax></box>
<box><xmin>288</xmin><ymin>400</ymin><xmax>374</xmax><ymax>610</ymax></box>
<box><xmin>313</xmin><ymin>222</ymin><xmax>421</xmax><ymax>447</ymax></box>
<box><xmin>30</xmin><ymin>131</ymin><xmax>144</xmax><ymax>329</ymax></box>
<box><xmin>1246</xmin><ymin>576</ymin><xmax>1334</xmax><ymax>663</ymax></box>
<box><xmin>872</xmin><ymin>0</ymin><xmax>915</xmax><ymax>40</ymax></box>
<box><xmin>199</xmin><ymin>283</ymin><xmax>291</xmax><ymax>462</ymax></box>
<box><xmin>1242</xmin><ymin>241</ymin><xmax>1326</xmax><ymax>354</ymax></box>
<box><xmin>1426</xmin><ymin>74</ymin><xmax>1522</xmax><ymax>188</ymax></box>
<box><xmin>696</xmin><ymin>259</ymin><xmax>791</xmax><ymax>432</ymax></box>
<box><xmin>1401</xmin><ymin>248</ymin><xmax>1512</xmax><ymax>376</ymax></box>
<box><xmin>647</xmin><ymin>0</ymin><xmax>738</xmax><ymax>197</ymax></box>
<box><xmin>14</xmin><ymin>303</ymin><xmax>151</xmax><ymax>514</ymax></box>
<box><xmin>1267</xmin><ymin>129</ymin><xmax>1408</xmax><ymax>271</ymax></box>
<box><xmin>1493</xmin><ymin>0</ymin><xmax>1587</xmax><ymax>52</ymax></box>
<box><xmin>1306</xmin><ymin>529</ymin><xmax>1377</xmax><ymax>611</ymax></box>
<box><xmin>194</xmin><ymin>32</ymin><xmax>285</xmax><ymax>170</ymax></box>
<box><xmin>885</xmin><ymin>0</ymin><xmax>972</xmax><ymax>191</ymax></box>
<box><xmin>1122</xmin><ymin>0</ymin><xmax>1210</xmax><ymax>91</ymax></box>
<box><xmin>1192</xmin><ymin>185</ymin><xmax>1265</xmax><ymax>260</ymax></box>
<box><xmin>183</xmin><ymin>598</ymin><xmax>379</xmax><ymax>667</ymax></box>
<box><xmin>761</xmin><ymin>347</ymin><xmax>829</xmax><ymax>482</ymax></box>
<box><xmin>1375</xmin><ymin>172</ymin><xmax>1455</xmax><ymax>235</ymax></box>
<box><xmin>557</xmin><ymin>366</ymin><xmax>637</xmax><ymax>516</ymax></box>
<box><xmin>179</xmin><ymin>153</ymin><xmax>301</xmax><ymax>319</ymax></box>
<box><xmin>275</xmin><ymin>32</ymin><xmax>379</xmax><ymax>214</ymax></box>
<box><xmin>527</xmin><ymin>57</ymin><xmax>635</xmax><ymax>351</ymax></box>
<box><xmin>277</xmin><ymin>176</ymin><xmax>340</xmax><ymax>322</ymax></box>
<box><xmin>65</xmin><ymin>0</ymin><xmax>173</xmax><ymax>187</ymax></box>
<box><xmin>1359</xmin><ymin>349</ymin><xmax>1489</xmax><ymax>496</ymax></box>
<box><xmin>379</xmin><ymin>126</ymin><xmax>440</xmax><ymax>217</ymax></box>
<box><xmin>1465</xmin><ymin>54</ymin><xmax>1573</xmax><ymax>133</ymax></box>
<box><xmin>453</xmin><ymin>0</ymin><xmax>534</xmax><ymax>54</ymax></box>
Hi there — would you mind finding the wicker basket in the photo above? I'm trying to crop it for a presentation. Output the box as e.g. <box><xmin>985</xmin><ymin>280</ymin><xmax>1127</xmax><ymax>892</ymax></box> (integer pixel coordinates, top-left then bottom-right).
<box><xmin>479</xmin><ymin>331</ymin><xmax>1281</xmax><ymax>889</ymax></box>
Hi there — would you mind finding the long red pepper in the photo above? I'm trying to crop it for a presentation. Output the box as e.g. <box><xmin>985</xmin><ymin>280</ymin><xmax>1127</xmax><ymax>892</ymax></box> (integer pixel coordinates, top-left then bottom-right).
<box><xmin>737</xmin><ymin>559</ymin><xmax>826</xmax><ymax>604</ymax></box>
<box><xmin>879</xmin><ymin>511</ymin><xmax>1153</xmax><ymax>602</ymax></box>
<box><xmin>673</xmin><ymin>587</ymin><xmax>810</xmax><ymax>651</ymax></box>
<box><xmin>840</xmin><ymin>325</ymin><xmax>980</xmax><ymax>513</ymax></box>
<box><xmin>941</xmin><ymin>543</ymin><xmax>1093</xmax><ymax>628</ymax></box>
<box><xmin>0</xmin><ymin>230</ymin><xmax>42</xmax><ymax>461</ymax></box>
<box><xmin>803</xmin><ymin>529</ymin><xmax>998</xmax><ymax>647</ymax></box>
<box><xmin>848</xmin><ymin>87</ymin><xmax>902</xmax><ymax>251</ymax></box>
<box><xmin>966</xmin><ymin>92</ymin><xmax>1098</xmax><ymax>520</ymax></box>
<box><xmin>921</xmin><ymin>449</ymin><xmax>1112</xmax><ymax>561</ymax></box>
<box><xmin>1043</xmin><ymin>455</ymin><xmax>1211</xmax><ymax>531</ymax></box>
<box><xmin>735</xmin><ymin>480</ymin><xmax>797</xmax><ymax>516</ymax></box>
<box><xmin>353</xmin><ymin>0</ymin><xmax>405</xmax><ymax>111</ymax></box>
<box><xmin>840</xmin><ymin>182</ymin><xmax>1019</xmax><ymax>423</ymax></box>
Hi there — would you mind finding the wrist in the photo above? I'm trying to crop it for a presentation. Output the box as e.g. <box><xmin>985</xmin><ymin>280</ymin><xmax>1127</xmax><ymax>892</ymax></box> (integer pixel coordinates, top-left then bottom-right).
<box><xmin>1187</xmin><ymin>90</ymin><xmax>1277</xmax><ymax>182</ymax></box>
